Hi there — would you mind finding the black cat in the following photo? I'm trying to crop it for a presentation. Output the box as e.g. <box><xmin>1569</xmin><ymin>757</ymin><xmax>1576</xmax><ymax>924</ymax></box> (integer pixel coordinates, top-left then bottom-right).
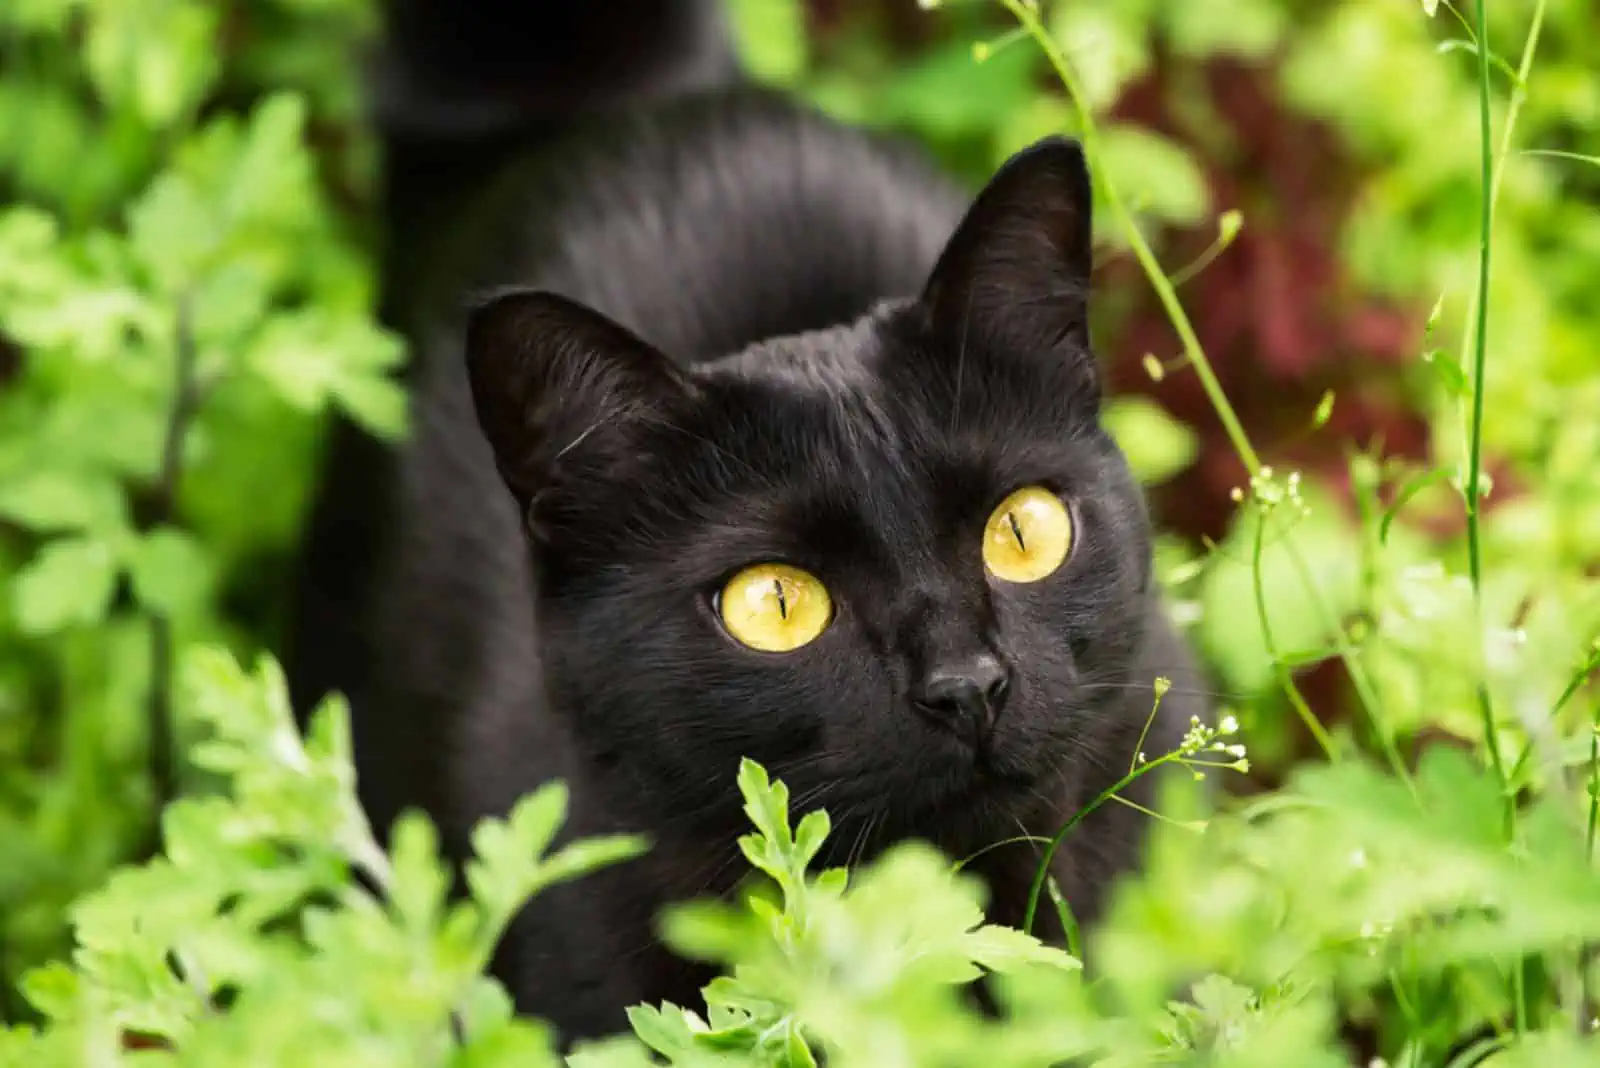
<box><xmin>288</xmin><ymin>0</ymin><xmax>1200</xmax><ymax>1044</ymax></box>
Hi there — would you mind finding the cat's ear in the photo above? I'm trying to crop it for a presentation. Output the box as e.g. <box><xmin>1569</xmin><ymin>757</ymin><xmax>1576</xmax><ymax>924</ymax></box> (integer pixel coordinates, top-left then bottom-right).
<box><xmin>921</xmin><ymin>136</ymin><xmax>1094</xmax><ymax>360</ymax></box>
<box><xmin>466</xmin><ymin>288</ymin><xmax>692</xmax><ymax>528</ymax></box>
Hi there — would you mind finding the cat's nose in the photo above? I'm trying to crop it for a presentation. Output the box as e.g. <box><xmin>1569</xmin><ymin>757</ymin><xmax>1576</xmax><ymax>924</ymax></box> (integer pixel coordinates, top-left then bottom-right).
<box><xmin>912</xmin><ymin>653</ymin><xmax>1012</xmax><ymax>742</ymax></box>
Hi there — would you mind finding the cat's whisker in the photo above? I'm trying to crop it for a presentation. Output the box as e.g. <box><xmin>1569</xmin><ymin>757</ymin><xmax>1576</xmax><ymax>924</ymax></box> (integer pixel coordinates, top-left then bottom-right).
<box><xmin>949</xmin><ymin>285</ymin><xmax>975</xmax><ymax>435</ymax></box>
<box><xmin>658</xmin><ymin>421</ymin><xmax>764</xmax><ymax>482</ymax></box>
<box><xmin>821</xmin><ymin>803</ymin><xmax>863</xmax><ymax>868</ymax></box>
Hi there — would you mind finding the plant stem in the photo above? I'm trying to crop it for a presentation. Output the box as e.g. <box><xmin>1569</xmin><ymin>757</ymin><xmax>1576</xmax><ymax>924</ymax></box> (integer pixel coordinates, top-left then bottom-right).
<box><xmin>999</xmin><ymin>0</ymin><xmax>1409</xmax><ymax>789</ymax></box>
<box><xmin>1463</xmin><ymin>0</ymin><xmax>1514</xmax><ymax>812</ymax></box>
<box><xmin>1253</xmin><ymin>512</ymin><xmax>1338</xmax><ymax>760</ymax></box>
<box><xmin>144</xmin><ymin>296</ymin><xmax>201</xmax><ymax>838</ymax></box>
<box><xmin>995</xmin><ymin>0</ymin><xmax>1257</xmax><ymax>473</ymax></box>
<box><xmin>1021</xmin><ymin>749</ymin><xmax>1181</xmax><ymax>934</ymax></box>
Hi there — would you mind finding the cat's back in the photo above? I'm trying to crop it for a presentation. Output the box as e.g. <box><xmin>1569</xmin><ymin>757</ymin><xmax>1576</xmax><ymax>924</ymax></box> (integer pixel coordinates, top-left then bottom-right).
<box><xmin>360</xmin><ymin>92</ymin><xmax>969</xmax><ymax>845</ymax></box>
<box><xmin>420</xmin><ymin>91</ymin><xmax>967</xmax><ymax>356</ymax></box>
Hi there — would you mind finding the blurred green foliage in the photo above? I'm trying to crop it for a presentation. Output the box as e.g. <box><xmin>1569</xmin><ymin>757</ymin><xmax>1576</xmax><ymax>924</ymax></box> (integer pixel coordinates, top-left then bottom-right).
<box><xmin>0</xmin><ymin>0</ymin><xmax>399</xmax><ymax>1000</ymax></box>
<box><xmin>2</xmin><ymin>0</ymin><xmax>1600</xmax><ymax>1064</ymax></box>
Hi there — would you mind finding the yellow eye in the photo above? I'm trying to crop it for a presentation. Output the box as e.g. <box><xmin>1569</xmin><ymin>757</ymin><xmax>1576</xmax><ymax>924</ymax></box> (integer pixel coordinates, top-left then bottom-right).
<box><xmin>718</xmin><ymin>563</ymin><xmax>832</xmax><ymax>652</ymax></box>
<box><xmin>983</xmin><ymin>486</ymin><xmax>1073</xmax><ymax>583</ymax></box>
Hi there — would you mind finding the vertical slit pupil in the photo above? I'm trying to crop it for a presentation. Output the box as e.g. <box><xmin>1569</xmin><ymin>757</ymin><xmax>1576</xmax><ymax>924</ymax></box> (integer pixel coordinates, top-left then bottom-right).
<box><xmin>1007</xmin><ymin>510</ymin><xmax>1027</xmax><ymax>552</ymax></box>
<box><xmin>773</xmin><ymin>577</ymin><xmax>788</xmax><ymax>619</ymax></box>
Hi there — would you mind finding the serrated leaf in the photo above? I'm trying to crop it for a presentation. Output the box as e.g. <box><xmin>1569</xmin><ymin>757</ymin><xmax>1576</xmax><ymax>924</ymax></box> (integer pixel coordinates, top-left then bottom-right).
<box><xmin>737</xmin><ymin>758</ymin><xmax>792</xmax><ymax>855</ymax></box>
<box><xmin>452</xmin><ymin>1016</ymin><xmax>560</xmax><ymax>1068</ymax></box>
<box><xmin>625</xmin><ymin>1003</ymin><xmax>700</xmax><ymax>1058</ymax></box>
<box><xmin>387</xmin><ymin>813</ymin><xmax>448</xmax><ymax>935</ymax></box>
<box><xmin>467</xmin><ymin>783</ymin><xmax>570</xmax><ymax>920</ymax></box>
<box><xmin>791</xmin><ymin>810</ymin><xmax>830</xmax><ymax>873</ymax></box>
<box><xmin>12</xmin><ymin>536</ymin><xmax>119</xmax><ymax>634</ymax></box>
<box><xmin>961</xmin><ymin>924</ymin><xmax>1082</xmax><ymax>974</ymax></box>
<box><xmin>128</xmin><ymin>171</ymin><xmax>216</xmax><ymax>292</ymax></box>
<box><xmin>534</xmin><ymin>835</ymin><xmax>649</xmax><ymax>894</ymax></box>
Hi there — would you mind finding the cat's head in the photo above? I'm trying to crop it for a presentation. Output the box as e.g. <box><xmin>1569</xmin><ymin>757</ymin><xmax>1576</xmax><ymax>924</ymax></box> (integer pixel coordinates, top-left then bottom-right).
<box><xmin>465</xmin><ymin>137</ymin><xmax>1154</xmax><ymax>855</ymax></box>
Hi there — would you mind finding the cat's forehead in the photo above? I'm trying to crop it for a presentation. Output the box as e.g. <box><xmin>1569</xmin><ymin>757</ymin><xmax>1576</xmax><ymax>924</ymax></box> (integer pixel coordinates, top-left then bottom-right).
<box><xmin>662</xmin><ymin>323</ymin><xmax>1091</xmax><ymax>548</ymax></box>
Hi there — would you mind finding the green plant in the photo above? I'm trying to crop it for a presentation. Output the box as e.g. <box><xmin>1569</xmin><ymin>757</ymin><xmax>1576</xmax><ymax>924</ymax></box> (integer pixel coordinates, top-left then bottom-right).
<box><xmin>5</xmin><ymin>0</ymin><xmax>1600</xmax><ymax>1063</ymax></box>
<box><xmin>0</xmin><ymin>0</ymin><xmax>398</xmax><ymax>997</ymax></box>
<box><xmin>12</xmin><ymin>645</ymin><xmax>1600</xmax><ymax>1066</ymax></box>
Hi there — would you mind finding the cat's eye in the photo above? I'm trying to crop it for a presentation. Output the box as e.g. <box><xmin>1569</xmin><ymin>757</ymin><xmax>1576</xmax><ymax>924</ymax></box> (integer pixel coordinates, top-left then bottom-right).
<box><xmin>983</xmin><ymin>486</ymin><xmax>1073</xmax><ymax>583</ymax></box>
<box><xmin>718</xmin><ymin>563</ymin><xmax>833</xmax><ymax>652</ymax></box>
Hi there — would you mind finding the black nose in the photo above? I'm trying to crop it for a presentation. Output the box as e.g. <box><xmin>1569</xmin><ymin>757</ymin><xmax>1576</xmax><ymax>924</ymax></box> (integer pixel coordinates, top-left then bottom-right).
<box><xmin>912</xmin><ymin>653</ymin><xmax>1012</xmax><ymax>741</ymax></box>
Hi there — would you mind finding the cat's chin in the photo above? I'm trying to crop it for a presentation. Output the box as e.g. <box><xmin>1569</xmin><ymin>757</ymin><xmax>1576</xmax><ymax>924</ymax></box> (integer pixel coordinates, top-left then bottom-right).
<box><xmin>876</xmin><ymin>732</ymin><xmax>1056</xmax><ymax>840</ymax></box>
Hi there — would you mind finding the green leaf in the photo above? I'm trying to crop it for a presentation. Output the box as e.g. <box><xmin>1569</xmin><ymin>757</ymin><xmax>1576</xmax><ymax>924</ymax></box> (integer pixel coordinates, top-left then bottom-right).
<box><xmin>1103</xmin><ymin>396</ymin><xmax>1200</xmax><ymax>485</ymax></box>
<box><xmin>725</xmin><ymin>0</ymin><xmax>808</xmax><ymax>86</ymax></box>
<box><xmin>737</xmin><ymin>758</ymin><xmax>789</xmax><ymax>853</ymax></box>
<box><xmin>1421</xmin><ymin>348</ymin><xmax>1469</xmax><ymax>396</ymax></box>
<box><xmin>244</xmin><ymin>309</ymin><xmax>405</xmax><ymax>424</ymax></box>
<box><xmin>1049</xmin><ymin>6</ymin><xmax>1150</xmax><ymax>111</ymax></box>
<box><xmin>534</xmin><ymin>835</ymin><xmax>649</xmax><ymax>895</ymax></box>
<box><xmin>467</xmin><ymin>782</ymin><xmax>570</xmax><ymax>922</ymax></box>
<box><xmin>333</xmin><ymin>373</ymin><xmax>409</xmax><ymax>440</ymax></box>
<box><xmin>84</xmin><ymin>0</ymin><xmax>220</xmax><ymax>128</ymax></box>
<box><xmin>960</xmin><ymin>924</ymin><xmax>1082</xmax><ymax>974</ymax></box>
<box><xmin>128</xmin><ymin>526</ymin><xmax>214</xmax><ymax>620</ymax></box>
<box><xmin>1160</xmin><ymin>0</ymin><xmax>1288</xmax><ymax>59</ymax></box>
<box><xmin>0</xmin><ymin>471</ymin><xmax>126</xmax><ymax>534</ymax></box>
<box><xmin>878</xmin><ymin>39</ymin><xmax>1039</xmax><ymax>140</ymax></box>
<box><xmin>1095</xmin><ymin>125</ymin><xmax>1211</xmax><ymax>226</ymax></box>
<box><xmin>11</xmin><ymin>536</ymin><xmax>119</xmax><ymax>634</ymax></box>
<box><xmin>387</xmin><ymin>813</ymin><xmax>449</xmax><ymax>936</ymax></box>
<box><xmin>452</xmin><ymin>1016</ymin><xmax>560</xmax><ymax>1068</ymax></box>
<box><xmin>128</xmin><ymin>170</ymin><xmax>216</xmax><ymax>292</ymax></box>
<box><xmin>18</xmin><ymin>962</ymin><xmax>80</xmax><ymax>1022</ymax></box>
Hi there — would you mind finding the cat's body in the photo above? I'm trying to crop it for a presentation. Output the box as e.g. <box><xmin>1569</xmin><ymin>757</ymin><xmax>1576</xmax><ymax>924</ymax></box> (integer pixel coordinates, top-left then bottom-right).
<box><xmin>289</xmin><ymin>2</ymin><xmax>1200</xmax><ymax>1045</ymax></box>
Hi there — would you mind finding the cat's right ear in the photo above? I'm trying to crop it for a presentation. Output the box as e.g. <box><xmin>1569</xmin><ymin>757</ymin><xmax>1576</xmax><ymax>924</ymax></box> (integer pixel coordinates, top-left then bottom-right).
<box><xmin>465</xmin><ymin>288</ymin><xmax>692</xmax><ymax>533</ymax></box>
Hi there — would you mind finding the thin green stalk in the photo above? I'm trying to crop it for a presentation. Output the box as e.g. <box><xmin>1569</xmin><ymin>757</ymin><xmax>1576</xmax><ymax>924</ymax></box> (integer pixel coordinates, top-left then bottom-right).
<box><xmin>1463</xmin><ymin>33</ymin><xmax>1496</xmax><ymax>765</ymax></box>
<box><xmin>995</xmin><ymin>0</ymin><xmax>1258</xmax><ymax>474</ymax></box>
<box><xmin>1464</xmin><ymin>0</ymin><xmax>1540</xmax><ymax>1032</ymax></box>
<box><xmin>1582</xmin><ymin>703</ymin><xmax>1600</xmax><ymax>1034</ymax></box>
<box><xmin>1281</xmin><ymin>547</ymin><xmax>1413</xmax><ymax>791</ymax></box>
<box><xmin>1253</xmin><ymin>511</ymin><xmax>1338</xmax><ymax>760</ymax></box>
<box><xmin>1021</xmin><ymin>748</ymin><xmax>1183</xmax><ymax>934</ymax></box>
<box><xmin>1458</xmin><ymin>0</ymin><xmax>1546</xmax><ymax>814</ymax></box>
<box><xmin>999</xmin><ymin>0</ymin><xmax>1410</xmax><ymax>790</ymax></box>
<box><xmin>1507</xmin><ymin>642</ymin><xmax>1599</xmax><ymax>787</ymax></box>
<box><xmin>1588</xmin><ymin>718</ymin><xmax>1600</xmax><ymax>865</ymax></box>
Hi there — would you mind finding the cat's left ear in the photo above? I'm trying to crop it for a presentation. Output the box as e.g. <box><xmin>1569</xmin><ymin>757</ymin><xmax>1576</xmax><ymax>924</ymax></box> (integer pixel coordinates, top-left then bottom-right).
<box><xmin>920</xmin><ymin>135</ymin><xmax>1094</xmax><ymax>364</ymax></box>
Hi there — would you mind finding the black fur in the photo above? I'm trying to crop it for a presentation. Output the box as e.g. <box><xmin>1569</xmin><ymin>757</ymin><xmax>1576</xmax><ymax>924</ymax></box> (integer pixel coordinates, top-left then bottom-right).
<box><xmin>288</xmin><ymin>5</ymin><xmax>1199</xmax><ymax>1046</ymax></box>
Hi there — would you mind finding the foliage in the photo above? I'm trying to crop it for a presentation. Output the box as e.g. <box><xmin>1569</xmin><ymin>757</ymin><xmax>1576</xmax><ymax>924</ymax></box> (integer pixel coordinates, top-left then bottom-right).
<box><xmin>4</xmin><ymin>0</ymin><xmax>1600</xmax><ymax>1065</ymax></box>
<box><xmin>0</xmin><ymin>0</ymin><xmax>398</xmax><ymax>999</ymax></box>
<box><xmin>8</xmin><ymin>649</ymin><xmax>1600</xmax><ymax>1066</ymax></box>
